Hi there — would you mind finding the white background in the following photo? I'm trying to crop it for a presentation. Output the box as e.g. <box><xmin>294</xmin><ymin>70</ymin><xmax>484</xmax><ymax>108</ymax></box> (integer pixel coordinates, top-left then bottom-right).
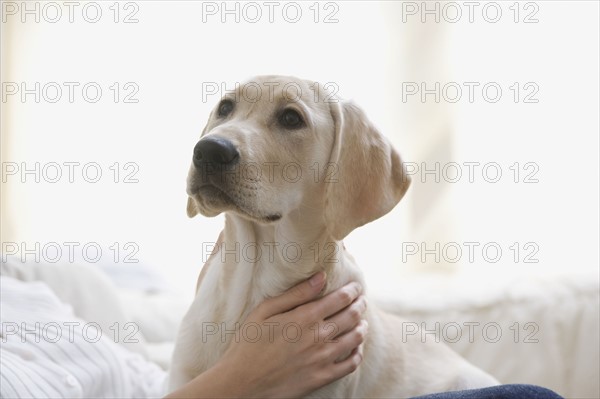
<box><xmin>1</xmin><ymin>1</ymin><xmax>598</xmax><ymax>301</ymax></box>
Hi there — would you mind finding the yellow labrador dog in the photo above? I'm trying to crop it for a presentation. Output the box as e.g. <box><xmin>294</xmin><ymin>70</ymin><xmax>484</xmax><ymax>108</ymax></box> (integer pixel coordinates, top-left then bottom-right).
<box><xmin>170</xmin><ymin>76</ymin><xmax>498</xmax><ymax>397</ymax></box>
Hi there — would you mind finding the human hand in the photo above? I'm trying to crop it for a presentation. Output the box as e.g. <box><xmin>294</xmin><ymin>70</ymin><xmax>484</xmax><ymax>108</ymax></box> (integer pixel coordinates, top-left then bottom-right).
<box><xmin>167</xmin><ymin>272</ymin><xmax>368</xmax><ymax>398</ymax></box>
<box><xmin>221</xmin><ymin>271</ymin><xmax>368</xmax><ymax>398</ymax></box>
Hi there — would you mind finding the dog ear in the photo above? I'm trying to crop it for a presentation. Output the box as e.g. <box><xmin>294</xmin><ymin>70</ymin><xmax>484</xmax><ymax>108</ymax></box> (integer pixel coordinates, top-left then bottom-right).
<box><xmin>324</xmin><ymin>101</ymin><xmax>410</xmax><ymax>240</ymax></box>
<box><xmin>186</xmin><ymin>197</ymin><xmax>199</xmax><ymax>218</ymax></box>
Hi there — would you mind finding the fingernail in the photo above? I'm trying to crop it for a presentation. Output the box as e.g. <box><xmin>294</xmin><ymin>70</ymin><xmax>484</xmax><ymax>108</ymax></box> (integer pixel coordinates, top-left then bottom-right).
<box><xmin>350</xmin><ymin>282</ymin><xmax>362</xmax><ymax>298</ymax></box>
<box><xmin>309</xmin><ymin>271</ymin><xmax>326</xmax><ymax>287</ymax></box>
<box><xmin>361</xmin><ymin>297</ymin><xmax>368</xmax><ymax>312</ymax></box>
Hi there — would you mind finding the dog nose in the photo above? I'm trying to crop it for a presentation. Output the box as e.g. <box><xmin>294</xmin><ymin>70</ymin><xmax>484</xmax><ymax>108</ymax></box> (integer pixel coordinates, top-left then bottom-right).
<box><xmin>193</xmin><ymin>137</ymin><xmax>239</xmax><ymax>168</ymax></box>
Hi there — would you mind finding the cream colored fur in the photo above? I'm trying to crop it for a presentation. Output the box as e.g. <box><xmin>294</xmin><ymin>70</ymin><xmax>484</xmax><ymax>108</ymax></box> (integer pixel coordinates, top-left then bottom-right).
<box><xmin>170</xmin><ymin>76</ymin><xmax>498</xmax><ymax>397</ymax></box>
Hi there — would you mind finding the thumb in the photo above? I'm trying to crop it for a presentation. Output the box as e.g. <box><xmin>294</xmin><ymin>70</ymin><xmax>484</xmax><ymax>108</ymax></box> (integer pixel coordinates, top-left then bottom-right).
<box><xmin>254</xmin><ymin>272</ymin><xmax>326</xmax><ymax>320</ymax></box>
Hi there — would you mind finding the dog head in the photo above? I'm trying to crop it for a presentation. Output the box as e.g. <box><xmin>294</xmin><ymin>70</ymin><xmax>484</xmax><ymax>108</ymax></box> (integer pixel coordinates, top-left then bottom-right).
<box><xmin>186</xmin><ymin>75</ymin><xmax>410</xmax><ymax>239</ymax></box>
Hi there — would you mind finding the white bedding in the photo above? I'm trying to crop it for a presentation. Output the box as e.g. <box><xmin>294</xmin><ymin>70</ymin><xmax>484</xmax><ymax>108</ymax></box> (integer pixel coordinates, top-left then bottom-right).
<box><xmin>376</xmin><ymin>267</ymin><xmax>600</xmax><ymax>399</ymax></box>
<box><xmin>0</xmin><ymin>275</ymin><xmax>167</xmax><ymax>398</ymax></box>
<box><xmin>2</xmin><ymin>258</ymin><xmax>598</xmax><ymax>398</ymax></box>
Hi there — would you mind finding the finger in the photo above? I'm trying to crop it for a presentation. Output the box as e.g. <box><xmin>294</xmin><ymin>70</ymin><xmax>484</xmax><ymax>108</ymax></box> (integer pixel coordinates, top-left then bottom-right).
<box><xmin>330</xmin><ymin>320</ymin><xmax>368</xmax><ymax>362</ymax></box>
<box><xmin>306</xmin><ymin>282</ymin><xmax>362</xmax><ymax>320</ymax></box>
<box><xmin>328</xmin><ymin>347</ymin><xmax>363</xmax><ymax>381</ymax></box>
<box><xmin>325</xmin><ymin>295</ymin><xmax>367</xmax><ymax>337</ymax></box>
<box><xmin>253</xmin><ymin>272</ymin><xmax>326</xmax><ymax>320</ymax></box>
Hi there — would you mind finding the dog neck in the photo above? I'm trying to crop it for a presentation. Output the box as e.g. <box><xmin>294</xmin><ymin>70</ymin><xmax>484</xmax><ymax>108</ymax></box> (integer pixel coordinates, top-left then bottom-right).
<box><xmin>214</xmin><ymin>210</ymin><xmax>363</xmax><ymax>312</ymax></box>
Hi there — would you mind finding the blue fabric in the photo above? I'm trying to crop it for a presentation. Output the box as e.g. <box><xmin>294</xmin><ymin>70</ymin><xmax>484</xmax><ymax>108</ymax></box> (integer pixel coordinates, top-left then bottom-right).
<box><xmin>411</xmin><ymin>384</ymin><xmax>564</xmax><ymax>399</ymax></box>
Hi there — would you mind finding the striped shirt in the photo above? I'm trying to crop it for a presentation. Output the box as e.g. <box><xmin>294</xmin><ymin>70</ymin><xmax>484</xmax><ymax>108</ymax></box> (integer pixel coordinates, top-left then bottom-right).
<box><xmin>0</xmin><ymin>276</ymin><xmax>168</xmax><ymax>398</ymax></box>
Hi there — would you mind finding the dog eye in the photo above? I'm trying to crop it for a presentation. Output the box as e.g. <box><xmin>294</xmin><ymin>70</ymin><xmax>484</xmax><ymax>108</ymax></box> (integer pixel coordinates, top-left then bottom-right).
<box><xmin>217</xmin><ymin>100</ymin><xmax>234</xmax><ymax>117</ymax></box>
<box><xmin>279</xmin><ymin>109</ymin><xmax>304</xmax><ymax>129</ymax></box>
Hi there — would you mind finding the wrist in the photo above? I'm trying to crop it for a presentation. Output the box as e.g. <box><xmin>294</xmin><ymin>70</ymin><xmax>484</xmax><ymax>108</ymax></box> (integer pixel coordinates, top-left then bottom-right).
<box><xmin>211</xmin><ymin>355</ymin><xmax>271</xmax><ymax>399</ymax></box>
